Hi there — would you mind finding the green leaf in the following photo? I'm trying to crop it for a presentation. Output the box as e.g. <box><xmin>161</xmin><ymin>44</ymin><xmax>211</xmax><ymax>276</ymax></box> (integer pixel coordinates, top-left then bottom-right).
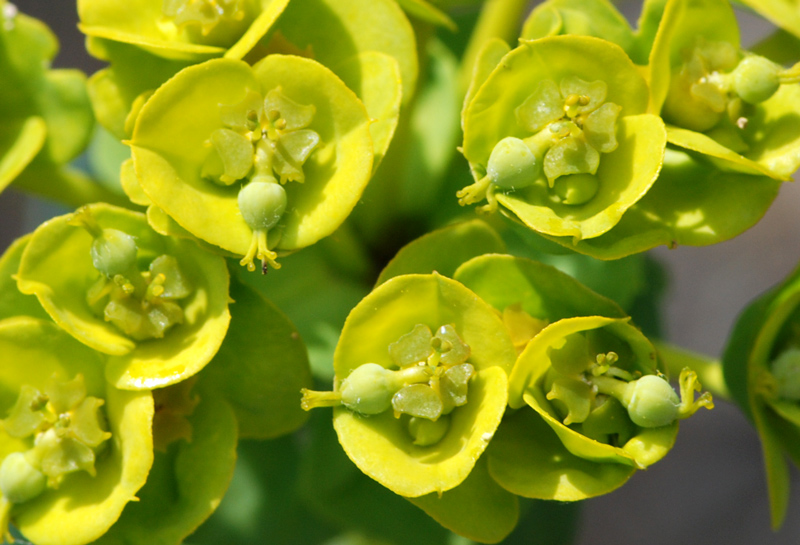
<box><xmin>738</xmin><ymin>0</ymin><xmax>800</xmax><ymax>40</ymax></box>
<box><xmin>453</xmin><ymin>253</ymin><xmax>626</xmax><ymax>327</ymax></box>
<box><xmin>521</xmin><ymin>0</ymin><xmax>636</xmax><ymax>55</ymax></box>
<box><xmin>376</xmin><ymin>219</ymin><xmax>505</xmax><ymax>285</ymax></box>
<box><xmin>86</xmin><ymin>37</ymin><xmax>192</xmax><ymax>139</ymax></box>
<box><xmin>334</xmin><ymin>51</ymin><xmax>403</xmax><ymax>173</ymax></box>
<box><xmin>274</xmin><ymin>0</ymin><xmax>418</xmax><ymax>104</ymax></box>
<box><xmin>0</xmin><ymin>117</ymin><xmax>45</xmax><ymax>194</ymax></box>
<box><xmin>396</xmin><ymin>0</ymin><xmax>457</xmax><ymax>30</ymax></box>
<box><xmin>536</xmin><ymin>147</ymin><xmax>781</xmax><ymax>259</ymax></box>
<box><xmin>200</xmin><ymin>277</ymin><xmax>311</xmax><ymax>439</ymax></box>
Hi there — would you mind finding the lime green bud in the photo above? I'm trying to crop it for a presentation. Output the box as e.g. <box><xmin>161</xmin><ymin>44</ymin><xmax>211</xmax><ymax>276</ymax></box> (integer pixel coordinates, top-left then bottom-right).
<box><xmin>340</xmin><ymin>363</ymin><xmax>403</xmax><ymax>415</ymax></box>
<box><xmin>553</xmin><ymin>173</ymin><xmax>599</xmax><ymax>205</ymax></box>
<box><xmin>408</xmin><ymin>415</ymin><xmax>450</xmax><ymax>447</ymax></box>
<box><xmin>731</xmin><ymin>56</ymin><xmax>781</xmax><ymax>105</ymax></box>
<box><xmin>238</xmin><ymin>179</ymin><xmax>287</xmax><ymax>232</ymax></box>
<box><xmin>487</xmin><ymin>137</ymin><xmax>541</xmax><ymax>190</ymax></box>
<box><xmin>621</xmin><ymin>375</ymin><xmax>680</xmax><ymax>428</ymax></box>
<box><xmin>0</xmin><ymin>452</ymin><xmax>47</xmax><ymax>504</ymax></box>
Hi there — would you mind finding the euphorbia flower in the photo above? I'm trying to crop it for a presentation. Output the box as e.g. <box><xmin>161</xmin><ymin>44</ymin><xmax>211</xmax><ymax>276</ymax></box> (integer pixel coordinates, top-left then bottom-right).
<box><xmin>0</xmin><ymin>317</ymin><xmax>153</xmax><ymax>545</ymax></box>
<box><xmin>301</xmin><ymin>273</ymin><xmax>516</xmax><ymax>498</ymax></box>
<box><xmin>129</xmin><ymin>56</ymin><xmax>374</xmax><ymax>273</ymax></box>
<box><xmin>15</xmin><ymin>203</ymin><xmax>231</xmax><ymax>390</ymax></box>
<box><xmin>460</xmin><ymin>35</ymin><xmax>666</xmax><ymax>243</ymax></box>
<box><xmin>649</xmin><ymin>0</ymin><xmax>800</xmax><ymax>180</ymax></box>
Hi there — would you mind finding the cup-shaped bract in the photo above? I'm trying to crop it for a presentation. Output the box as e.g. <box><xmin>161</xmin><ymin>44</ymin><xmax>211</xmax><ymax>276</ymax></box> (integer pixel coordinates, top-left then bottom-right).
<box><xmin>649</xmin><ymin>0</ymin><xmax>800</xmax><ymax>181</ymax></box>
<box><xmin>130</xmin><ymin>55</ymin><xmax>373</xmax><ymax>272</ymax></box>
<box><xmin>0</xmin><ymin>1</ymin><xmax>94</xmax><ymax>193</ymax></box>
<box><xmin>15</xmin><ymin>203</ymin><xmax>231</xmax><ymax>391</ymax></box>
<box><xmin>509</xmin><ymin>316</ymin><xmax>679</xmax><ymax>471</ymax></box>
<box><xmin>461</xmin><ymin>35</ymin><xmax>666</xmax><ymax>243</ymax></box>
<box><xmin>452</xmin><ymin>254</ymin><xmax>638</xmax><ymax>500</ymax></box>
<box><xmin>723</xmin><ymin>262</ymin><xmax>800</xmax><ymax>528</ymax></box>
<box><xmin>0</xmin><ymin>317</ymin><xmax>153</xmax><ymax>545</ymax></box>
<box><xmin>326</xmin><ymin>274</ymin><xmax>516</xmax><ymax>497</ymax></box>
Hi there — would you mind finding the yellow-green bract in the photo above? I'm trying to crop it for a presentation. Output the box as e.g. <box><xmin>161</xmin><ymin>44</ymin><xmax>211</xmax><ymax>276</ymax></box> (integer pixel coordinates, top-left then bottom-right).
<box><xmin>130</xmin><ymin>55</ymin><xmax>374</xmax><ymax>269</ymax></box>
<box><xmin>15</xmin><ymin>203</ymin><xmax>231</xmax><ymax>391</ymax></box>
<box><xmin>331</xmin><ymin>274</ymin><xmax>515</xmax><ymax>498</ymax></box>
<box><xmin>0</xmin><ymin>317</ymin><xmax>153</xmax><ymax>545</ymax></box>
<box><xmin>462</xmin><ymin>35</ymin><xmax>666</xmax><ymax>243</ymax></box>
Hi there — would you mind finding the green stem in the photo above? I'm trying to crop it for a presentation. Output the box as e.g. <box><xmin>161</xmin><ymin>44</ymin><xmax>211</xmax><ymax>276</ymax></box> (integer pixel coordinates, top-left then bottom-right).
<box><xmin>13</xmin><ymin>164</ymin><xmax>135</xmax><ymax>210</ymax></box>
<box><xmin>458</xmin><ymin>0</ymin><xmax>530</xmax><ymax>95</ymax></box>
<box><xmin>653</xmin><ymin>340</ymin><xmax>730</xmax><ymax>401</ymax></box>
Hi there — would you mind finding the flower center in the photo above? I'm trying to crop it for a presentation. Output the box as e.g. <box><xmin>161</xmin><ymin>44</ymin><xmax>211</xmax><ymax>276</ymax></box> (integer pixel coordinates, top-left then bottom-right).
<box><xmin>301</xmin><ymin>324</ymin><xmax>476</xmax><ymax>447</ymax></box>
<box><xmin>201</xmin><ymin>87</ymin><xmax>322</xmax><ymax>273</ymax></box>
<box><xmin>0</xmin><ymin>374</ymin><xmax>111</xmax><ymax>505</ymax></box>
<box><xmin>71</xmin><ymin>208</ymin><xmax>193</xmax><ymax>341</ymax></box>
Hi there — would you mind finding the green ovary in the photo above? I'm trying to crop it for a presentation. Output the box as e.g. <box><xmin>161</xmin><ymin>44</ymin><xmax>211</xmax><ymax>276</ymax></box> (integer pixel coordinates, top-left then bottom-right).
<box><xmin>202</xmin><ymin>87</ymin><xmax>322</xmax><ymax>272</ymax></box>
<box><xmin>73</xmin><ymin>208</ymin><xmax>193</xmax><ymax>341</ymax></box>
<box><xmin>0</xmin><ymin>374</ymin><xmax>111</xmax><ymax>504</ymax></box>
<box><xmin>301</xmin><ymin>324</ymin><xmax>476</xmax><ymax>447</ymax></box>
<box><xmin>458</xmin><ymin>77</ymin><xmax>620</xmax><ymax>213</ymax></box>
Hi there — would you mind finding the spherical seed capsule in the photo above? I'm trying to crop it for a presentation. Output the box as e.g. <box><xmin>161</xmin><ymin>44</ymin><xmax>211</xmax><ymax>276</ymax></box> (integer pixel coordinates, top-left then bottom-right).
<box><xmin>339</xmin><ymin>363</ymin><xmax>404</xmax><ymax>415</ymax></box>
<box><xmin>237</xmin><ymin>178</ymin><xmax>287</xmax><ymax>232</ymax></box>
<box><xmin>487</xmin><ymin>136</ymin><xmax>540</xmax><ymax>189</ymax></box>
<box><xmin>621</xmin><ymin>374</ymin><xmax>680</xmax><ymax>428</ymax></box>
<box><xmin>553</xmin><ymin>173</ymin><xmax>600</xmax><ymax>205</ymax></box>
<box><xmin>731</xmin><ymin>55</ymin><xmax>782</xmax><ymax>105</ymax></box>
<box><xmin>0</xmin><ymin>452</ymin><xmax>47</xmax><ymax>504</ymax></box>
